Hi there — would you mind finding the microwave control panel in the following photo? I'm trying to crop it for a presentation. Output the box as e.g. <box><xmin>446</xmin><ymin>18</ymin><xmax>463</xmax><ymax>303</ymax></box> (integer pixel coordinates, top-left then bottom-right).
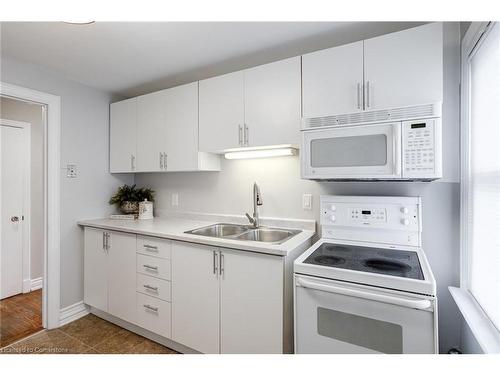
<box><xmin>402</xmin><ymin>118</ymin><xmax>442</xmax><ymax>179</ymax></box>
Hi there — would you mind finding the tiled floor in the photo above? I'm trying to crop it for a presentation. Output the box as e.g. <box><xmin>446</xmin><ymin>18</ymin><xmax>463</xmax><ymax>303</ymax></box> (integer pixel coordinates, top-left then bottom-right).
<box><xmin>0</xmin><ymin>314</ymin><xmax>179</xmax><ymax>354</ymax></box>
<box><xmin>0</xmin><ymin>290</ymin><xmax>43</xmax><ymax>347</ymax></box>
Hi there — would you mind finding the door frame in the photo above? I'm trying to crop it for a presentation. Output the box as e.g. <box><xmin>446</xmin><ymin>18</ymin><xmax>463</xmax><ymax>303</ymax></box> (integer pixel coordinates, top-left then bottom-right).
<box><xmin>0</xmin><ymin>119</ymin><xmax>32</xmax><ymax>296</ymax></box>
<box><xmin>0</xmin><ymin>81</ymin><xmax>61</xmax><ymax>329</ymax></box>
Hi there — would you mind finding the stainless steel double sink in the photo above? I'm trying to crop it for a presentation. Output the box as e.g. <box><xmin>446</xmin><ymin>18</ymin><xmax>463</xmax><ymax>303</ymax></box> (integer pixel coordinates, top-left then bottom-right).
<box><xmin>184</xmin><ymin>223</ymin><xmax>301</xmax><ymax>245</ymax></box>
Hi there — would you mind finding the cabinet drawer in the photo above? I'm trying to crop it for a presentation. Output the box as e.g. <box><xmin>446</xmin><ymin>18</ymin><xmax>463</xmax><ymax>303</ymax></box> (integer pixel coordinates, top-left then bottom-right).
<box><xmin>137</xmin><ymin>236</ymin><xmax>171</xmax><ymax>259</ymax></box>
<box><xmin>137</xmin><ymin>254</ymin><xmax>171</xmax><ymax>280</ymax></box>
<box><xmin>136</xmin><ymin>273</ymin><xmax>171</xmax><ymax>302</ymax></box>
<box><xmin>136</xmin><ymin>293</ymin><xmax>172</xmax><ymax>339</ymax></box>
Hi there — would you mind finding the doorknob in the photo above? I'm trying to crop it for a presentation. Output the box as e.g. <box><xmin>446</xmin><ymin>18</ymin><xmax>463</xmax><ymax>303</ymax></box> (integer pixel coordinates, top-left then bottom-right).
<box><xmin>11</xmin><ymin>216</ymin><xmax>19</xmax><ymax>222</ymax></box>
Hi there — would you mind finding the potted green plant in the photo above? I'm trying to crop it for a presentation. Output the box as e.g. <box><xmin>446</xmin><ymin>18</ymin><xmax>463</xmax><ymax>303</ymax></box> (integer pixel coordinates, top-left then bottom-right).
<box><xmin>109</xmin><ymin>184</ymin><xmax>155</xmax><ymax>214</ymax></box>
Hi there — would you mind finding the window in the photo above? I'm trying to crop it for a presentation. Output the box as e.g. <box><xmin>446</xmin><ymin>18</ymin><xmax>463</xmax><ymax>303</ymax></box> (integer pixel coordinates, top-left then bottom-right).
<box><xmin>462</xmin><ymin>22</ymin><xmax>500</xmax><ymax>332</ymax></box>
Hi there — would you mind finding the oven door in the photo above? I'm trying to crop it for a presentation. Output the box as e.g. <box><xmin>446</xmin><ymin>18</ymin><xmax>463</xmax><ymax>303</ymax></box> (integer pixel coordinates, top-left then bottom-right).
<box><xmin>301</xmin><ymin>122</ymin><xmax>402</xmax><ymax>180</ymax></box>
<box><xmin>294</xmin><ymin>275</ymin><xmax>437</xmax><ymax>354</ymax></box>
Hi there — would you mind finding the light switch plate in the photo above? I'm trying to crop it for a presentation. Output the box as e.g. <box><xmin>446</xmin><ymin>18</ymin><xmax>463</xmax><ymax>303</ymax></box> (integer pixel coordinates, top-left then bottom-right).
<box><xmin>66</xmin><ymin>164</ymin><xmax>77</xmax><ymax>178</ymax></box>
<box><xmin>302</xmin><ymin>193</ymin><xmax>312</xmax><ymax>210</ymax></box>
<box><xmin>171</xmin><ymin>193</ymin><xmax>179</xmax><ymax>207</ymax></box>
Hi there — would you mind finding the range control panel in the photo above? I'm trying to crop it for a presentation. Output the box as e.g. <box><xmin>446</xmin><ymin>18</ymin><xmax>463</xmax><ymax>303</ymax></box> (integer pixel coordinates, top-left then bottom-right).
<box><xmin>321</xmin><ymin>196</ymin><xmax>422</xmax><ymax>247</ymax></box>
<box><xmin>402</xmin><ymin>118</ymin><xmax>441</xmax><ymax>178</ymax></box>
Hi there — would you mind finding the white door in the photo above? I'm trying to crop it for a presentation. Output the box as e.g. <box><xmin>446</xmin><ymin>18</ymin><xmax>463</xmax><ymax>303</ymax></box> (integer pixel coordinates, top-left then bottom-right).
<box><xmin>199</xmin><ymin>71</ymin><xmax>245</xmax><ymax>152</ymax></box>
<box><xmin>83</xmin><ymin>228</ymin><xmax>108</xmax><ymax>312</ymax></box>
<box><xmin>244</xmin><ymin>57</ymin><xmax>302</xmax><ymax>147</ymax></box>
<box><xmin>107</xmin><ymin>231</ymin><xmax>137</xmax><ymax>324</ymax></box>
<box><xmin>363</xmin><ymin>22</ymin><xmax>443</xmax><ymax>111</ymax></box>
<box><xmin>137</xmin><ymin>91</ymin><xmax>167</xmax><ymax>172</ymax></box>
<box><xmin>301</xmin><ymin>122</ymin><xmax>402</xmax><ymax>180</ymax></box>
<box><xmin>171</xmin><ymin>241</ymin><xmax>220</xmax><ymax>353</ymax></box>
<box><xmin>302</xmin><ymin>41</ymin><xmax>364</xmax><ymax>118</ymax></box>
<box><xmin>110</xmin><ymin>98</ymin><xmax>137</xmax><ymax>173</ymax></box>
<box><xmin>220</xmin><ymin>249</ymin><xmax>284</xmax><ymax>353</ymax></box>
<box><xmin>164</xmin><ymin>82</ymin><xmax>199</xmax><ymax>171</ymax></box>
<box><xmin>0</xmin><ymin>124</ymin><xmax>26</xmax><ymax>299</ymax></box>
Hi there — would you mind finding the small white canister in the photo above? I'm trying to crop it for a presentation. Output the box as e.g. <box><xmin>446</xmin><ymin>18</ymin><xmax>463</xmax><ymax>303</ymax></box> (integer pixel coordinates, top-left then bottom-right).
<box><xmin>138</xmin><ymin>199</ymin><xmax>154</xmax><ymax>220</ymax></box>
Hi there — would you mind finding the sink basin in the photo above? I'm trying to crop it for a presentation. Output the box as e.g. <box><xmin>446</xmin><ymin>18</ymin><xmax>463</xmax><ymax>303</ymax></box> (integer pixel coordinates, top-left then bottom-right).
<box><xmin>235</xmin><ymin>228</ymin><xmax>300</xmax><ymax>243</ymax></box>
<box><xmin>185</xmin><ymin>223</ymin><xmax>301</xmax><ymax>244</ymax></box>
<box><xmin>185</xmin><ymin>223</ymin><xmax>249</xmax><ymax>238</ymax></box>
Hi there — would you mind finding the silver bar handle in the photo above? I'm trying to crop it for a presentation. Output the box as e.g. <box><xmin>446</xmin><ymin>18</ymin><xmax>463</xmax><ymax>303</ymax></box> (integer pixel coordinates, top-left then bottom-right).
<box><xmin>357</xmin><ymin>83</ymin><xmax>361</xmax><ymax>109</ymax></box>
<box><xmin>159</xmin><ymin>152</ymin><xmax>163</xmax><ymax>169</ymax></box>
<box><xmin>143</xmin><ymin>304</ymin><xmax>159</xmax><ymax>312</ymax></box>
<box><xmin>244</xmin><ymin>124</ymin><xmax>249</xmax><ymax>146</ymax></box>
<box><xmin>220</xmin><ymin>252</ymin><xmax>224</xmax><ymax>276</ymax></box>
<box><xmin>143</xmin><ymin>264</ymin><xmax>158</xmax><ymax>271</ymax></box>
<box><xmin>105</xmin><ymin>233</ymin><xmax>110</xmax><ymax>251</ymax></box>
<box><xmin>102</xmin><ymin>232</ymin><xmax>106</xmax><ymax>251</ymax></box>
<box><xmin>143</xmin><ymin>244</ymin><xmax>158</xmax><ymax>251</ymax></box>
<box><xmin>238</xmin><ymin>125</ymin><xmax>243</xmax><ymax>145</ymax></box>
<box><xmin>143</xmin><ymin>284</ymin><xmax>159</xmax><ymax>291</ymax></box>
<box><xmin>213</xmin><ymin>251</ymin><xmax>218</xmax><ymax>275</ymax></box>
<box><xmin>366</xmin><ymin>81</ymin><xmax>370</xmax><ymax>108</ymax></box>
<box><xmin>163</xmin><ymin>153</ymin><xmax>167</xmax><ymax>170</ymax></box>
<box><xmin>131</xmin><ymin>154</ymin><xmax>136</xmax><ymax>170</ymax></box>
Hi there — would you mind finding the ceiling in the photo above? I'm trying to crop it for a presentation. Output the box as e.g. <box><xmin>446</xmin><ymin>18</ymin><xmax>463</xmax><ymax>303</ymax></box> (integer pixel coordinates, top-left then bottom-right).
<box><xmin>0</xmin><ymin>22</ymin><xmax>424</xmax><ymax>97</ymax></box>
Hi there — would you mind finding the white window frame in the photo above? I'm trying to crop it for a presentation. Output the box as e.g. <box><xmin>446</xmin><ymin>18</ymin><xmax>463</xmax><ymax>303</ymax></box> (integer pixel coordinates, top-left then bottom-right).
<box><xmin>453</xmin><ymin>21</ymin><xmax>500</xmax><ymax>353</ymax></box>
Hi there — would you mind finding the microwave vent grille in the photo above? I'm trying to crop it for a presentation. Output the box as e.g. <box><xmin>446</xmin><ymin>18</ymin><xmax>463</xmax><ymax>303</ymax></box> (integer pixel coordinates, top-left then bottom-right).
<box><xmin>303</xmin><ymin>103</ymin><xmax>441</xmax><ymax>128</ymax></box>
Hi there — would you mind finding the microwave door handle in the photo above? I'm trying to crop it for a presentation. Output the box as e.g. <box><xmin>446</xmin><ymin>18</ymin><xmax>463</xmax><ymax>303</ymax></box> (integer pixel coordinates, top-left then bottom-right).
<box><xmin>296</xmin><ymin>277</ymin><xmax>431</xmax><ymax>310</ymax></box>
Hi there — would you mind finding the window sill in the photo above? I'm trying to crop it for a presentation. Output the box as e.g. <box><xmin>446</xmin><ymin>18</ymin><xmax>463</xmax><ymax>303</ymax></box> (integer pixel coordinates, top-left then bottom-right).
<box><xmin>449</xmin><ymin>286</ymin><xmax>500</xmax><ymax>354</ymax></box>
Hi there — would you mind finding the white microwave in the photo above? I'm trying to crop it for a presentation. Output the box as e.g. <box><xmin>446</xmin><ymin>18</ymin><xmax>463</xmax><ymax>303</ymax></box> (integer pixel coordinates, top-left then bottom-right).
<box><xmin>301</xmin><ymin>118</ymin><xmax>442</xmax><ymax>181</ymax></box>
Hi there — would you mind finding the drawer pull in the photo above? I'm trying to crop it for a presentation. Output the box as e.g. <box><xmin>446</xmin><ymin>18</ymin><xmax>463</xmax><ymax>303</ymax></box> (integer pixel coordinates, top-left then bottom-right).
<box><xmin>143</xmin><ymin>264</ymin><xmax>158</xmax><ymax>271</ymax></box>
<box><xmin>143</xmin><ymin>284</ymin><xmax>159</xmax><ymax>291</ymax></box>
<box><xmin>143</xmin><ymin>304</ymin><xmax>159</xmax><ymax>313</ymax></box>
<box><xmin>143</xmin><ymin>244</ymin><xmax>158</xmax><ymax>252</ymax></box>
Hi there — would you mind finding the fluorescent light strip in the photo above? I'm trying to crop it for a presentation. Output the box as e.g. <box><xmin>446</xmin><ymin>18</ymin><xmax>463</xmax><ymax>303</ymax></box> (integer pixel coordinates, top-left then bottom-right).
<box><xmin>224</xmin><ymin>148</ymin><xmax>297</xmax><ymax>160</ymax></box>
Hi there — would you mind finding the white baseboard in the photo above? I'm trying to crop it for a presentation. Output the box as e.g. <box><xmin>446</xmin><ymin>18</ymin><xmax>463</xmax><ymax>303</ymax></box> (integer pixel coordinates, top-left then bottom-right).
<box><xmin>59</xmin><ymin>301</ymin><xmax>89</xmax><ymax>326</ymax></box>
<box><xmin>30</xmin><ymin>277</ymin><xmax>43</xmax><ymax>291</ymax></box>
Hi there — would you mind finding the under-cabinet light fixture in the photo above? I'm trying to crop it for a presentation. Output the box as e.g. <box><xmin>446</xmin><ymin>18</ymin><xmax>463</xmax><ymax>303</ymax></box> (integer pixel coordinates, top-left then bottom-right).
<box><xmin>224</xmin><ymin>147</ymin><xmax>297</xmax><ymax>160</ymax></box>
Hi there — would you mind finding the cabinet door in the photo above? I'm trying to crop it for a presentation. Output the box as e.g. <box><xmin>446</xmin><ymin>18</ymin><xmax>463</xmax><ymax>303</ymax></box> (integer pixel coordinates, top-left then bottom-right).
<box><xmin>107</xmin><ymin>231</ymin><xmax>137</xmax><ymax>324</ymax></box>
<box><xmin>199</xmin><ymin>71</ymin><xmax>245</xmax><ymax>152</ymax></box>
<box><xmin>364</xmin><ymin>22</ymin><xmax>443</xmax><ymax>110</ymax></box>
<box><xmin>171</xmin><ymin>242</ymin><xmax>220</xmax><ymax>353</ymax></box>
<box><xmin>137</xmin><ymin>91</ymin><xmax>167</xmax><ymax>172</ymax></box>
<box><xmin>110</xmin><ymin>98</ymin><xmax>137</xmax><ymax>173</ymax></box>
<box><xmin>83</xmin><ymin>228</ymin><xmax>108</xmax><ymax>312</ymax></box>
<box><xmin>302</xmin><ymin>41</ymin><xmax>364</xmax><ymax>118</ymax></box>
<box><xmin>164</xmin><ymin>82</ymin><xmax>199</xmax><ymax>171</ymax></box>
<box><xmin>244</xmin><ymin>57</ymin><xmax>302</xmax><ymax>147</ymax></box>
<box><xmin>220</xmin><ymin>250</ymin><xmax>284</xmax><ymax>353</ymax></box>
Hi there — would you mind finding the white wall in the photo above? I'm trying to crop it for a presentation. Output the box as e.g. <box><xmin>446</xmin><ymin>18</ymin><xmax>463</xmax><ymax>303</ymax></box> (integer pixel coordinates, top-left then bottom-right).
<box><xmin>0</xmin><ymin>57</ymin><xmax>133</xmax><ymax>309</ymax></box>
<box><xmin>0</xmin><ymin>97</ymin><xmax>44</xmax><ymax>280</ymax></box>
<box><xmin>135</xmin><ymin>22</ymin><xmax>463</xmax><ymax>352</ymax></box>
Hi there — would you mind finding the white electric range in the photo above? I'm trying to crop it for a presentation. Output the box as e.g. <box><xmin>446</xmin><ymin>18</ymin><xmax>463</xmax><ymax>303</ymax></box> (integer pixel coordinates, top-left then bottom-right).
<box><xmin>294</xmin><ymin>195</ymin><xmax>438</xmax><ymax>354</ymax></box>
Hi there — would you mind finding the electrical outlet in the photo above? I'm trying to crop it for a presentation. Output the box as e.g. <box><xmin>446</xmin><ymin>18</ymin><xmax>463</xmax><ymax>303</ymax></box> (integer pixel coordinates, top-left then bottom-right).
<box><xmin>302</xmin><ymin>194</ymin><xmax>312</xmax><ymax>210</ymax></box>
<box><xmin>171</xmin><ymin>193</ymin><xmax>179</xmax><ymax>207</ymax></box>
<box><xmin>66</xmin><ymin>164</ymin><xmax>77</xmax><ymax>178</ymax></box>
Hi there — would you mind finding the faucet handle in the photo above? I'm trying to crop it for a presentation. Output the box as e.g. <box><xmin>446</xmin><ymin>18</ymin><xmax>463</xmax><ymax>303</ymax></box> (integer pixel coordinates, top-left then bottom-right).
<box><xmin>245</xmin><ymin>213</ymin><xmax>255</xmax><ymax>224</ymax></box>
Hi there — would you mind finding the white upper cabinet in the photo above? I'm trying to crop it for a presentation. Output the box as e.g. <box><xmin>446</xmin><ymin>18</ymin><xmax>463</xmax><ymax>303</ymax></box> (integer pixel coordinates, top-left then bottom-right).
<box><xmin>302</xmin><ymin>41</ymin><xmax>364</xmax><ymax>118</ymax></box>
<box><xmin>164</xmin><ymin>82</ymin><xmax>200</xmax><ymax>171</ymax></box>
<box><xmin>199</xmin><ymin>71</ymin><xmax>245</xmax><ymax>152</ymax></box>
<box><xmin>244</xmin><ymin>57</ymin><xmax>301</xmax><ymax>147</ymax></box>
<box><xmin>363</xmin><ymin>22</ymin><xmax>443</xmax><ymax>111</ymax></box>
<box><xmin>199</xmin><ymin>57</ymin><xmax>302</xmax><ymax>152</ymax></box>
<box><xmin>110</xmin><ymin>98</ymin><xmax>137</xmax><ymax>173</ymax></box>
<box><xmin>137</xmin><ymin>91</ymin><xmax>168</xmax><ymax>172</ymax></box>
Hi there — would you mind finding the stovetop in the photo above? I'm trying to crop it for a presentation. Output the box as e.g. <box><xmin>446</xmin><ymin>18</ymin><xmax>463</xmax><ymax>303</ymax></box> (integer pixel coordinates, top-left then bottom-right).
<box><xmin>303</xmin><ymin>242</ymin><xmax>424</xmax><ymax>280</ymax></box>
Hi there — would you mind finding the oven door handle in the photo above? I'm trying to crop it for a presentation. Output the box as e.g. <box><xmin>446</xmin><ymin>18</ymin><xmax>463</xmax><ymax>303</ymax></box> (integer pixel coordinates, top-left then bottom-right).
<box><xmin>296</xmin><ymin>277</ymin><xmax>432</xmax><ymax>310</ymax></box>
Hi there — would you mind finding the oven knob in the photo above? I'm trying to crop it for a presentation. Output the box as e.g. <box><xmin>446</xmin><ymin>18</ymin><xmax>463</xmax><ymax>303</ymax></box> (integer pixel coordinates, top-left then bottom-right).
<box><xmin>401</xmin><ymin>207</ymin><xmax>409</xmax><ymax>214</ymax></box>
<box><xmin>329</xmin><ymin>215</ymin><xmax>336</xmax><ymax>222</ymax></box>
<box><xmin>401</xmin><ymin>218</ymin><xmax>410</xmax><ymax>226</ymax></box>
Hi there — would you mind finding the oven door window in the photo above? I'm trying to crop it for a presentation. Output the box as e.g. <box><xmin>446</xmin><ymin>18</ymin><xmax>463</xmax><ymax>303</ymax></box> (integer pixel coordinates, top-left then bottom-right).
<box><xmin>317</xmin><ymin>307</ymin><xmax>403</xmax><ymax>354</ymax></box>
<box><xmin>311</xmin><ymin>134</ymin><xmax>387</xmax><ymax>167</ymax></box>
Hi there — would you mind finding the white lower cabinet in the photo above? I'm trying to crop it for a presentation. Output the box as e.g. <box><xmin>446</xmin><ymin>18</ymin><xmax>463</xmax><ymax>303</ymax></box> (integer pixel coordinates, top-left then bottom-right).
<box><xmin>83</xmin><ymin>228</ymin><xmax>136</xmax><ymax>324</ymax></box>
<box><xmin>171</xmin><ymin>241</ymin><xmax>285</xmax><ymax>354</ymax></box>
<box><xmin>136</xmin><ymin>292</ymin><xmax>172</xmax><ymax>339</ymax></box>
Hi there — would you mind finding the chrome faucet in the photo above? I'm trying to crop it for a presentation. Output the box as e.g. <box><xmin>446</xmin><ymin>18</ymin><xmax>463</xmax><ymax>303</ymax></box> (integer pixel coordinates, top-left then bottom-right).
<box><xmin>245</xmin><ymin>182</ymin><xmax>263</xmax><ymax>228</ymax></box>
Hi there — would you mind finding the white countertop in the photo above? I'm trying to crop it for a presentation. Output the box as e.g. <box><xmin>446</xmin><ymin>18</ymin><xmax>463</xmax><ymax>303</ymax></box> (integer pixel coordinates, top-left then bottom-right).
<box><xmin>77</xmin><ymin>215</ymin><xmax>316</xmax><ymax>256</ymax></box>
